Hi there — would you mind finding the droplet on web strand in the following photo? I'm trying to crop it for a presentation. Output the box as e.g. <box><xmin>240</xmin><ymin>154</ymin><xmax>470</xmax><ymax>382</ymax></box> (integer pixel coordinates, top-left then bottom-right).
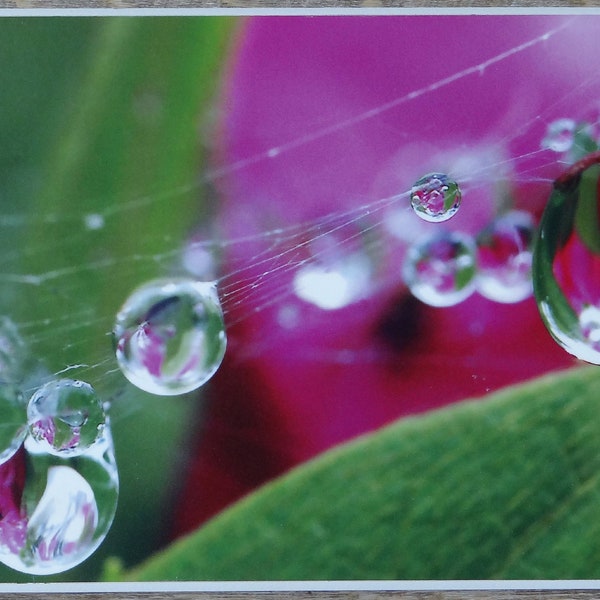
<box><xmin>410</xmin><ymin>173</ymin><xmax>462</xmax><ymax>223</ymax></box>
<box><xmin>403</xmin><ymin>231</ymin><xmax>477</xmax><ymax>307</ymax></box>
<box><xmin>113</xmin><ymin>278</ymin><xmax>227</xmax><ymax>395</ymax></box>
<box><xmin>26</xmin><ymin>379</ymin><xmax>105</xmax><ymax>457</ymax></box>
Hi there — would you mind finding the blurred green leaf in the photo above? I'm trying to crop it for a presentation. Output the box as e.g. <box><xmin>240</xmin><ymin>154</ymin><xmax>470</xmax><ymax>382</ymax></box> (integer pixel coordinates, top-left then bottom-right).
<box><xmin>0</xmin><ymin>17</ymin><xmax>235</xmax><ymax>581</ymax></box>
<box><xmin>128</xmin><ymin>365</ymin><xmax>600</xmax><ymax>580</ymax></box>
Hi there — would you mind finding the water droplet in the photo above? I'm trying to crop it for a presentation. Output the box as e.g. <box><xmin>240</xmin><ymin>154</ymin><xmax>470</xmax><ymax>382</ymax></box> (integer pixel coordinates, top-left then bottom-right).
<box><xmin>403</xmin><ymin>231</ymin><xmax>477</xmax><ymax>307</ymax></box>
<box><xmin>113</xmin><ymin>278</ymin><xmax>227</xmax><ymax>395</ymax></box>
<box><xmin>533</xmin><ymin>151</ymin><xmax>600</xmax><ymax>363</ymax></box>
<box><xmin>542</xmin><ymin>118</ymin><xmax>576</xmax><ymax>153</ymax></box>
<box><xmin>26</xmin><ymin>379</ymin><xmax>105</xmax><ymax>457</ymax></box>
<box><xmin>409</xmin><ymin>173</ymin><xmax>462</xmax><ymax>223</ymax></box>
<box><xmin>0</xmin><ymin>429</ymin><xmax>118</xmax><ymax>575</ymax></box>
<box><xmin>476</xmin><ymin>210</ymin><xmax>535</xmax><ymax>303</ymax></box>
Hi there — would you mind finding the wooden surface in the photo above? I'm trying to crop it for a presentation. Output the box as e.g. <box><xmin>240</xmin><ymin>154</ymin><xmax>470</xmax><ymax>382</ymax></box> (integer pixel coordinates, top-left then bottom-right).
<box><xmin>0</xmin><ymin>1</ymin><xmax>599</xmax><ymax>599</ymax></box>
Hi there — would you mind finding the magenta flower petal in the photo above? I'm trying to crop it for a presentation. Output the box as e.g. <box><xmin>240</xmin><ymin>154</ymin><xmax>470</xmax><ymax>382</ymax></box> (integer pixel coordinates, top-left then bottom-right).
<box><xmin>172</xmin><ymin>16</ymin><xmax>600</xmax><ymax>536</ymax></box>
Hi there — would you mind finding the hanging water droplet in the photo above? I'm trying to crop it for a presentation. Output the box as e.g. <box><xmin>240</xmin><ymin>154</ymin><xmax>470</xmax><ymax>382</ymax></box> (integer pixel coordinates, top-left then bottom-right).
<box><xmin>409</xmin><ymin>173</ymin><xmax>462</xmax><ymax>223</ymax></box>
<box><xmin>403</xmin><ymin>231</ymin><xmax>477</xmax><ymax>307</ymax></box>
<box><xmin>476</xmin><ymin>210</ymin><xmax>535</xmax><ymax>303</ymax></box>
<box><xmin>26</xmin><ymin>379</ymin><xmax>105</xmax><ymax>457</ymax></box>
<box><xmin>542</xmin><ymin>118</ymin><xmax>577</xmax><ymax>153</ymax></box>
<box><xmin>533</xmin><ymin>151</ymin><xmax>600</xmax><ymax>363</ymax></box>
<box><xmin>0</xmin><ymin>428</ymin><xmax>118</xmax><ymax>575</ymax></box>
<box><xmin>113</xmin><ymin>278</ymin><xmax>227</xmax><ymax>395</ymax></box>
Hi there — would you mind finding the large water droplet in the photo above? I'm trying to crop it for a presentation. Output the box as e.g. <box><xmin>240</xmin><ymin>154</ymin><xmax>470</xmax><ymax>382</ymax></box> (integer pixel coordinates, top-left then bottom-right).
<box><xmin>476</xmin><ymin>210</ymin><xmax>535</xmax><ymax>303</ymax></box>
<box><xmin>0</xmin><ymin>428</ymin><xmax>118</xmax><ymax>575</ymax></box>
<box><xmin>113</xmin><ymin>278</ymin><xmax>227</xmax><ymax>395</ymax></box>
<box><xmin>26</xmin><ymin>379</ymin><xmax>105</xmax><ymax>457</ymax></box>
<box><xmin>403</xmin><ymin>231</ymin><xmax>477</xmax><ymax>307</ymax></box>
<box><xmin>533</xmin><ymin>151</ymin><xmax>600</xmax><ymax>363</ymax></box>
<box><xmin>409</xmin><ymin>173</ymin><xmax>462</xmax><ymax>223</ymax></box>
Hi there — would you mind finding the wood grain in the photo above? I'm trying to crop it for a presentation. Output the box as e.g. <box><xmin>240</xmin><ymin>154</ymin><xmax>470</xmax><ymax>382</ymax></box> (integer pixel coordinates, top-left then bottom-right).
<box><xmin>0</xmin><ymin>2</ymin><xmax>599</xmax><ymax>598</ymax></box>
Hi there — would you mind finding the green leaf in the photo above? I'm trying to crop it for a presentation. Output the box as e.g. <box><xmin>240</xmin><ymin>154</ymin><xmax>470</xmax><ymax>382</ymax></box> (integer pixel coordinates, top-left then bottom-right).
<box><xmin>128</xmin><ymin>365</ymin><xmax>600</xmax><ymax>580</ymax></box>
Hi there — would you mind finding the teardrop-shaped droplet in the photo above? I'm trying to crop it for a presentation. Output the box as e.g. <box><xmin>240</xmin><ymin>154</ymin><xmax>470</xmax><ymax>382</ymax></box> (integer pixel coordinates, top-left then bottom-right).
<box><xmin>476</xmin><ymin>210</ymin><xmax>535</xmax><ymax>303</ymax></box>
<box><xmin>26</xmin><ymin>379</ymin><xmax>105</xmax><ymax>457</ymax></box>
<box><xmin>403</xmin><ymin>231</ymin><xmax>477</xmax><ymax>307</ymax></box>
<box><xmin>409</xmin><ymin>173</ymin><xmax>462</xmax><ymax>223</ymax></box>
<box><xmin>533</xmin><ymin>151</ymin><xmax>600</xmax><ymax>363</ymax></box>
<box><xmin>0</xmin><ymin>427</ymin><xmax>118</xmax><ymax>575</ymax></box>
<box><xmin>113</xmin><ymin>278</ymin><xmax>227</xmax><ymax>395</ymax></box>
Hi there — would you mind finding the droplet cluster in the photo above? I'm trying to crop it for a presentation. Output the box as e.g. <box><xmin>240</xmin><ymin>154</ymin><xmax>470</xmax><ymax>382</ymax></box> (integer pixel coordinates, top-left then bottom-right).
<box><xmin>402</xmin><ymin>208</ymin><xmax>536</xmax><ymax>307</ymax></box>
<box><xmin>0</xmin><ymin>321</ymin><xmax>117</xmax><ymax>575</ymax></box>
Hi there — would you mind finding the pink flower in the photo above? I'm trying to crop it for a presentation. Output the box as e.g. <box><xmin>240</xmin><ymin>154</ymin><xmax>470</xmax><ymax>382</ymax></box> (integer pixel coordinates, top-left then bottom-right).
<box><xmin>172</xmin><ymin>16</ymin><xmax>600</xmax><ymax>536</ymax></box>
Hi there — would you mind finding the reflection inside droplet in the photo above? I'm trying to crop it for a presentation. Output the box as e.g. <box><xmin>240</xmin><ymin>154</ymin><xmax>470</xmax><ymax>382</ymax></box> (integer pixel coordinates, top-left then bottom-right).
<box><xmin>27</xmin><ymin>379</ymin><xmax>105</xmax><ymax>457</ymax></box>
<box><xmin>409</xmin><ymin>173</ymin><xmax>462</xmax><ymax>223</ymax></box>
<box><xmin>533</xmin><ymin>153</ymin><xmax>600</xmax><ymax>363</ymax></box>
<box><xmin>403</xmin><ymin>231</ymin><xmax>477</xmax><ymax>307</ymax></box>
<box><xmin>476</xmin><ymin>210</ymin><xmax>535</xmax><ymax>303</ymax></box>
<box><xmin>0</xmin><ymin>427</ymin><xmax>118</xmax><ymax>575</ymax></box>
<box><xmin>113</xmin><ymin>278</ymin><xmax>227</xmax><ymax>395</ymax></box>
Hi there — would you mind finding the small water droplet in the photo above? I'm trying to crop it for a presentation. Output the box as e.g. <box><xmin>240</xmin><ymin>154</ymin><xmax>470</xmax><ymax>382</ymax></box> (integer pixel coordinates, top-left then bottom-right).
<box><xmin>403</xmin><ymin>231</ymin><xmax>477</xmax><ymax>307</ymax></box>
<box><xmin>0</xmin><ymin>429</ymin><xmax>118</xmax><ymax>575</ymax></box>
<box><xmin>113</xmin><ymin>278</ymin><xmax>227</xmax><ymax>395</ymax></box>
<box><xmin>409</xmin><ymin>173</ymin><xmax>462</xmax><ymax>223</ymax></box>
<box><xmin>476</xmin><ymin>210</ymin><xmax>535</xmax><ymax>303</ymax></box>
<box><xmin>26</xmin><ymin>379</ymin><xmax>105</xmax><ymax>457</ymax></box>
<box><xmin>542</xmin><ymin>118</ymin><xmax>577</xmax><ymax>153</ymax></box>
<box><xmin>533</xmin><ymin>151</ymin><xmax>600</xmax><ymax>363</ymax></box>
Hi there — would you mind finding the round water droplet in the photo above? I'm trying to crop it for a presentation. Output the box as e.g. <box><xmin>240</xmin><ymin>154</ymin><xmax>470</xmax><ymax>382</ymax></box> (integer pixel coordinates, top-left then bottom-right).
<box><xmin>533</xmin><ymin>151</ymin><xmax>600</xmax><ymax>363</ymax></box>
<box><xmin>476</xmin><ymin>210</ymin><xmax>535</xmax><ymax>303</ymax></box>
<box><xmin>409</xmin><ymin>173</ymin><xmax>462</xmax><ymax>223</ymax></box>
<box><xmin>542</xmin><ymin>118</ymin><xmax>576</xmax><ymax>153</ymax></box>
<box><xmin>113</xmin><ymin>278</ymin><xmax>227</xmax><ymax>395</ymax></box>
<box><xmin>26</xmin><ymin>379</ymin><xmax>105</xmax><ymax>457</ymax></box>
<box><xmin>0</xmin><ymin>385</ymin><xmax>27</xmax><ymax>466</ymax></box>
<box><xmin>403</xmin><ymin>231</ymin><xmax>477</xmax><ymax>307</ymax></box>
<box><xmin>0</xmin><ymin>429</ymin><xmax>118</xmax><ymax>575</ymax></box>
